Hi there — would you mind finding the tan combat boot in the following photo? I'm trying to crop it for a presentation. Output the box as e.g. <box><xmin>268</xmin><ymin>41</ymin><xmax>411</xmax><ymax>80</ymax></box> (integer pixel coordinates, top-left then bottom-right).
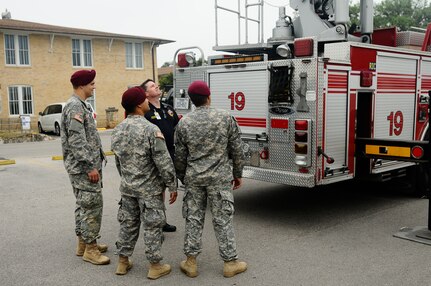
<box><xmin>82</xmin><ymin>242</ymin><xmax>110</xmax><ymax>265</ymax></box>
<box><xmin>115</xmin><ymin>255</ymin><xmax>133</xmax><ymax>275</ymax></box>
<box><xmin>223</xmin><ymin>260</ymin><xmax>247</xmax><ymax>278</ymax></box>
<box><xmin>76</xmin><ymin>236</ymin><xmax>108</xmax><ymax>256</ymax></box>
<box><xmin>180</xmin><ymin>256</ymin><xmax>198</xmax><ymax>278</ymax></box>
<box><xmin>147</xmin><ymin>262</ymin><xmax>171</xmax><ymax>279</ymax></box>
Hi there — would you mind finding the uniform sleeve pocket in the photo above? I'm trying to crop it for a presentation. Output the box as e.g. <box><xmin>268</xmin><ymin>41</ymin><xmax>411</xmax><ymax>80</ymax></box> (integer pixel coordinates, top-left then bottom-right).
<box><xmin>70</xmin><ymin>118</ymin><xmax>83</xmax><ymax>132</ymax></box>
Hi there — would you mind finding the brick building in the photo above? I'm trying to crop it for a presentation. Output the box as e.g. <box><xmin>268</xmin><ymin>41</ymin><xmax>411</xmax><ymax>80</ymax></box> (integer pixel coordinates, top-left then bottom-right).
<box><xmin>0</xmin><ymin>14</ymin><xmax>173</xmax><ymax>129</ymax></box>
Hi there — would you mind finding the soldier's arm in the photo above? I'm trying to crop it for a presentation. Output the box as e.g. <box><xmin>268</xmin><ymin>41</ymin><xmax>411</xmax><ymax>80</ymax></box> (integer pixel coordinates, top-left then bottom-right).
<box><xmin>174</xmin><ymin>125</ymin><xmax>187</xmax><ymax>183</ymax></box>
<box><xmin>114</xmin><ymin>155</ymin><xmax>122</xmax><ymax>176</ymax></box>
<box><xmin>151</xmin><ymin>129</ymin><xmax>177</xmax><ymax>193</ymax></box>
<box><xmin>111</xmin><ymin>131</ymin><xmax>122</xmax><ymax>175</ymax></box>
<box><xmin>227</xmin><ymin>116</ymin><xmax>245</xmax><ymax>179</ymax></box>
<box><xmin>67</xmin><ymin>107</ymin><xmax>96</xmax><ymax>173</ymax></box>
<box><xmin>171</xmin><ymin>106</ymin><xmax>180</xmax><ymax>127</ymax></box>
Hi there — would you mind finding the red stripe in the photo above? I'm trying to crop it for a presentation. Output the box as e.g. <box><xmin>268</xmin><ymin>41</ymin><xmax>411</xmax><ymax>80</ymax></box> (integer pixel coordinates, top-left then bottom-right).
<box><xmin>236</xmin><ymin>117</ymin><xmax>267</xmax><ymax>128</ymax></box>
<box><xmin>376</xmin><ymin>91</ymin><xmax>415</xmax><ymax>94</ymax></box>
<box><xmin>378</xmin><ymin>72</ymin><xmax>416</xmax><ymax>77</ymax></box>
<box><xmin>328</xmin><ymin>90</ymin><xmax>348</xmax><ymax>94</ymax></box>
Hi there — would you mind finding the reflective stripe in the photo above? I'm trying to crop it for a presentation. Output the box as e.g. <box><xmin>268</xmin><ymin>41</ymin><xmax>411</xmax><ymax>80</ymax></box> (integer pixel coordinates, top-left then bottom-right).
<box><xmin>365</xmin><ymin>145</ymin><xmax>411</xmax><ymax>158</ymax></box>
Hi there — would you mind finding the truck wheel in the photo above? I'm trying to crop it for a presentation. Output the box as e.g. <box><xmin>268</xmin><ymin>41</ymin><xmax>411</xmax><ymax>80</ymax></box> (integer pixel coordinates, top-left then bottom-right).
<box><xmin>54</xmin><ymin>123</ymin><xmax>61</xmax><ymax>136</ymax></box>
<box><xmin>38</xmin><ymin>123</ymin><xmax>44</xmax><ymax>134</ymax></box>
<box><xmin>407</xmin><ymin>164</ymin><xmax>429</xmax><ymax>198</ymax></box>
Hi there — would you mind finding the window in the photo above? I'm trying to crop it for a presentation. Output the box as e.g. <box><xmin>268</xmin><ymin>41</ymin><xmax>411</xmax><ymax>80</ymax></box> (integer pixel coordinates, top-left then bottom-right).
<box><xmin>86</xmin><ymin>93</ymin><xmax>96</xmax><ymax>110</ymax></box>
<box><xmin>125</xmin><ymin>42</ymin><xmax>143</xmax><ymax>69</ymax></box>
<box><xmin>4</xmin><ymin>34</ymin><xmax>30</xmax><ymax>66</ymax></box>
<box><xmin>8</xmin><ymin>86</ymin><xmax>33</xmax><ymax>115</ymax></box>
<box><xmin>72</xmin><ymin>39</ymin><xmax>93</xmax><ymax>67</ymax></box>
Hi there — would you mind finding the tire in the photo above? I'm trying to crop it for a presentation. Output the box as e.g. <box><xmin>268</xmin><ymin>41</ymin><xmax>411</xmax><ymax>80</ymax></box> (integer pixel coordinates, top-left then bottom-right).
<box><xmin>54</xmin><ymin>122</ymin><xmax>61</xmax><ymax>136</ymax></box>
<box><xmin>407</xmin><ymin>164</ymin><xmax>429</xmax><ymax>198</ymax></box>
<box><xmin>38</xmin><ymin>122</ymin><xmax>44</xmax><ymax>134</ymax></box>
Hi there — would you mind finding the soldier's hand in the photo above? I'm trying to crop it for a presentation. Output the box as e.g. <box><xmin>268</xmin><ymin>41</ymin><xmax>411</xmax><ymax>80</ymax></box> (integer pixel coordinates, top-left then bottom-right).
<box><xmin>169</xmin><ymin>191</ymin><xmax>178</xmax><ymax>204</ymax></box>
<box><xmin>232</xmin><ymin>178</ymin><xmax>242</xmax><ymax>190</ymax></box>
<box><xmin>88</xmin><ymin>169</ymin><xmax>100</xmax><ymax>183</ymax></box>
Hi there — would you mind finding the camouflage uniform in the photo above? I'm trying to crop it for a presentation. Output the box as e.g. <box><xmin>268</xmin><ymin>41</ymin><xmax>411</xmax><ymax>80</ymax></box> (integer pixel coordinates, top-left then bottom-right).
<box><xmin>61</xmin><ymin>95</ymin><xmax>105</xmax><ymax>244</ymax></box>
<box><xmin>111</xmin><ymin>115</ymin><xmax>176</xmax><ymax>263</ymax></box>
<box><xmin>174</xmin><ymin>106</ymin><xmax>244</xmax><ymax>261</ymax></box>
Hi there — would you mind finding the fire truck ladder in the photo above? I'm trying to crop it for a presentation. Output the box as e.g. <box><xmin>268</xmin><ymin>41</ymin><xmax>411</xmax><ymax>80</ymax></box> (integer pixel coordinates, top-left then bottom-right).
<box><xmin>214</xmin><ymin>0</ymin><xmax>264</xmax><ymax>46</ymax></box>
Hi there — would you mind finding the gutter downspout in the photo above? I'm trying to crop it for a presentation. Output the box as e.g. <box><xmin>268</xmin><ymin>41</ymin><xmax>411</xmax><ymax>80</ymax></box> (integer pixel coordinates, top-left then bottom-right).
<box><xmin>150</xmin><ymin>41</ymin><xmax>159</xmax><ymax>81</ymax></box>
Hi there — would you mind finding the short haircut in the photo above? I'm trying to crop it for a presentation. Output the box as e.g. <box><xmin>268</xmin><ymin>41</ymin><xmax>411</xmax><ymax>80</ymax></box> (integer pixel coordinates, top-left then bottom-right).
<box><xmin>189</xmin><ymin>93</ymin><xmax>209</xmax><ymax>107</ymax></box>
<box><xmin>140</xmin><ymin>79</ymin><xmax>154</xmax><ymax>91</ymax></box>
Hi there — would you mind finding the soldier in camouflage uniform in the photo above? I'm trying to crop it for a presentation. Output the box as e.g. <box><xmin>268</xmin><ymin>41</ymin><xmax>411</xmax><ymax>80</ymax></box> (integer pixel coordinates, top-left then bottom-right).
<box><xmin>175</xmin><ymin>80</ymin><xmax>248</xmax><ymax>278</ymax></box>
<box><xmin>61</xmin><ymin>69</ymin><xmax>109</xmax><ymax>265</ymax></box>
<box><xmin>111</xmin><ymin>87</ymin><xmax>178</xmax><ymax>279</ymax></box>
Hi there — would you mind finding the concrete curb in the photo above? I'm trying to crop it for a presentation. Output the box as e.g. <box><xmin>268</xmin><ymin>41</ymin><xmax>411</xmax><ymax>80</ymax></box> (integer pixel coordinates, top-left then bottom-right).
<box><xmin>51</xmin><ymin>150</ymin><xmax>114</xmax><ymax>161</ymax></box>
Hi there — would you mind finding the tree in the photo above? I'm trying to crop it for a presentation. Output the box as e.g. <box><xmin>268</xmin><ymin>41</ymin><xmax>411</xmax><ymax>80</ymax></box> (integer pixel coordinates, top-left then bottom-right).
<box><xmin>159</xmin><ymin>72</ymin><xmax>173</xmax><ymax>93</ymax></box>
<box><xmin>161</xmin><ymin>61</ymin><xmax>172</xmax><ymax>67</ymax></box>
<box><xmin>349</xmin><ymin>0</ymin><xmax>431</xmax><ymax>31</ymax></box>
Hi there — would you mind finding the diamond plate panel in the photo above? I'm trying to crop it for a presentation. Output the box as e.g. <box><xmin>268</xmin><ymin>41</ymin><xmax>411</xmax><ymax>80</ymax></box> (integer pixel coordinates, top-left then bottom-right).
<box><xmin>174</xmin><ymin>59</ymin><xmax>325</xmax><ymax>187</ymax></box>
<box><xmin>397</xmin><ymin>31</ymin><xmax>425</xmax><ymax>47</ymax></box>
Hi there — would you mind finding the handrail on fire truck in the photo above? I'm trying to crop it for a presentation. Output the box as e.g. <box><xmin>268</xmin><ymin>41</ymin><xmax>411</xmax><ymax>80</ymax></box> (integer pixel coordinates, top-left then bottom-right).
<box><xmin>173</xmin><ymin>46</ymin><xmax>205</xmax><ymax>68</ymax></box>
<box><xmin>215</xmin><ymin>0</ymin><xmax>264</xmax><ymax>46</ymax></box>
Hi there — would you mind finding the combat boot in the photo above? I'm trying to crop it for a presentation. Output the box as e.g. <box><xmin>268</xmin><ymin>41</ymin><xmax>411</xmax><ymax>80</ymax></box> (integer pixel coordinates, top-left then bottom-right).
<box><xmin>180</xmin><ymin>256</ymin><xmax>198</xmax><ymax>277</ymax></box>
<box><xmin>82</xmin><ymin>242</ymin><xmax>110</xmax><ymax>265</ymax></box>
<box><xmin>223</xmin><ymin>260</ymin><xmax>247</xmax><ymax>278</ymax></box>
<box><xmin>147</xmin><ymin>262</ymin><xmax>171</xmax><ymax>279</ymax></box>
<box><xmin>76</xmin><ymin>236</ymin><xmax>108</xmax><ymax>256</ymax></box>
<box><xmin>115</xmin><ymin>255</ymin><xmax>133</xmax><ymax>275</ymax></box>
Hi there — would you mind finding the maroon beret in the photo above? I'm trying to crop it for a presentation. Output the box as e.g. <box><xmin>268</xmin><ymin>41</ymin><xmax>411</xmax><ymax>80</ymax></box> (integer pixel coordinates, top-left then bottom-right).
<box><xmin>188</xmin><ymin>80</ymin><xmax>211</xmax><ymax>96</ymax></box>
<box><xmin>70</xmin><ymin>69</ymin><xmax>96</xmax><ymax>86</ymax></box>
<box><xmin>121</xmin><ymin>87</ymin><xmax>147</xmax><ymax>111</ymax></box>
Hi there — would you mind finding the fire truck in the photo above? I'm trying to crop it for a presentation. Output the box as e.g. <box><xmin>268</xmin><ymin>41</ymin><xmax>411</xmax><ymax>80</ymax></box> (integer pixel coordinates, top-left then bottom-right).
<box><xmin>171</xmin><ymin>0</ymin><xmax>431</xmax><ymax>192</ymax></box>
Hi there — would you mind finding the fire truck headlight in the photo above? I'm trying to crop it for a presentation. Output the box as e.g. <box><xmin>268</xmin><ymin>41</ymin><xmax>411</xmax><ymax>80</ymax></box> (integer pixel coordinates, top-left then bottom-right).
<box><xmin>185</xmin><ymin>52</ymin><xmax>195</xmax><ymax>64</ymax></box>
<box><xmin>276</xmin><ymin>44</ymin><xmax>291</xmax><ymax>58</ymax></box>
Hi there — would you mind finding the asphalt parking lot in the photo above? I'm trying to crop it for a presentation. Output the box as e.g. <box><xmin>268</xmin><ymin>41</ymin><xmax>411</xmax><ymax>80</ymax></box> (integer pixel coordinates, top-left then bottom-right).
<box><xmin>1</xmin><ymin>131</ymin><xmax>431</xmax><ymax>286</ymax></box>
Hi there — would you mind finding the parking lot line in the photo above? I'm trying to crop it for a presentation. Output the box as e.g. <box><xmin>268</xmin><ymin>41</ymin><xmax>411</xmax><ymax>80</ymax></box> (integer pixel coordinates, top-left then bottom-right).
<box><xmin>0</xmin><ymin>159</ymin><xmax>15</xmax><ymax>165</ymax></box>
<box><xmin>51</xmin><ymin>150</ymin><xmax>114</xmax><ymax>161</ymax></box>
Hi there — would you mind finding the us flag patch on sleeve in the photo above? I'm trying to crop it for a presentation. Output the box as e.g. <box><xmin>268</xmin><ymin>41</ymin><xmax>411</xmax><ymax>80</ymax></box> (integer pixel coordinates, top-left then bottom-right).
<box><xmin>155</xmin><ymin>131</ymin><xmax>165</xmax><ymax>139</ymax></box>
<box><xmin>73</xmin><ymin>114</ymin><xmax>83</xmax><ymax>123</ymax></box>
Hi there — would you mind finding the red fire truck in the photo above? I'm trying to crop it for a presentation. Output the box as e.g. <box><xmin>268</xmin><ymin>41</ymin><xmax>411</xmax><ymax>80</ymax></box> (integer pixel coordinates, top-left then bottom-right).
<box><xmin>171</xmin><ymin>0</ymin><xmax>431</xmax><ymax>193</ymax></box>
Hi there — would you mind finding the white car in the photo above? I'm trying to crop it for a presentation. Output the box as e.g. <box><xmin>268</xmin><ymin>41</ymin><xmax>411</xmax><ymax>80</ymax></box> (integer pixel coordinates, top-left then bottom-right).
<box><xmin>38</xmin><ymin>102</ymin><xmax>97</xmax><ymax>136</ymax></box>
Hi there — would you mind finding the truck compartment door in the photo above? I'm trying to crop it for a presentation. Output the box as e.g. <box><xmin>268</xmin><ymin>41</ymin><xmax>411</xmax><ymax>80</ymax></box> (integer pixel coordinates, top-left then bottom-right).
<box><xmin>208</xmin><ymin>69</ymin><xmax>268</xmax><ymax>135</ymax></box>
<box><xmin>324</xmin><ymin>68</ymin><xmax>350</xmax><ymax>175</ymax></box>
<box><xmin>375</xmin><ymin>53</ymin><xmax>418</xmax><ymax>140</ymax></box>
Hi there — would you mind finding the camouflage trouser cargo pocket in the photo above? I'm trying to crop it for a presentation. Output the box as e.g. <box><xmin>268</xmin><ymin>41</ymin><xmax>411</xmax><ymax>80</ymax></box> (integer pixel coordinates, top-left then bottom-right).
<box><xmin>182</xmin><ymin>190</ymin><xmax>189</xmax><ymax>218</ymax></box>
<box><xmin>117</xmin><ymin>198</ymin><xmax>140</xmax><ymax>225</ymax></box>
<box><xmin>76</xmin><ymin>190</ymin><xmax>103</xmax><ymax>243</ymax></box>
<box><xmin>219</xmin><ymin>190</ymin><xmax>235</xmax><ymax>216</ymax></box>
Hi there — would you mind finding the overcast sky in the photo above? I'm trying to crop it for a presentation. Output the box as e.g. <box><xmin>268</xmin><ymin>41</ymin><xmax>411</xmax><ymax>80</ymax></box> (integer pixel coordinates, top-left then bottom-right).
<box><xmin>2</xmin><ymin>0</ymin><xmax>294</xmax><ymax>67</ymax></box>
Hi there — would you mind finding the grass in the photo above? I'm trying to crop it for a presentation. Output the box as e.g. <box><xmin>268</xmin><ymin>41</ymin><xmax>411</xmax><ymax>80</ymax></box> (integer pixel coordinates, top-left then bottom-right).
<box><xmin>0</xmin><ymin>131</ymin><xmax>49</xmax><ymax>143</ymax></box>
